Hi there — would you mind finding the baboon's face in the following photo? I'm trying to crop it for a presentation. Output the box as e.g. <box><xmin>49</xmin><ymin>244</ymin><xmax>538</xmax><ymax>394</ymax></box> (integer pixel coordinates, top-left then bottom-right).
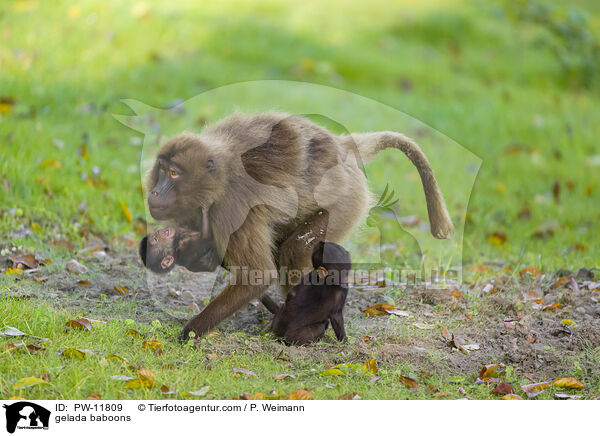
<box><xmin>147</xmin><ymin>135</ymin><xmax>226</xmax><ymax>221</ymax></box>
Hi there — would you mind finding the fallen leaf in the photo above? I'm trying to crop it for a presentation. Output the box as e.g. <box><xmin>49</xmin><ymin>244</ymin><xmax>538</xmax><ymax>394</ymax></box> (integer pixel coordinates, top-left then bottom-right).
<box><xmin>502</xmin><ymin>394</ymin><xmax>524</xmax><ymax>400</ymax></box>
<box><xmin>441</xmin><ymin>327</ymin><xmax>452</xmax><ymax>341</ymax></box>
<box><xmin>551</xmin><ymin>277</ymin><xmax>570</xmax><ymax>289</ymax></box>
<box><xmin>551</xmin><ymin>377</ymin><xmax>585</xmax><ymax>389</ymax></box>
<box><xmin>113</xmin><ymin>285</ymin><xmax>133</xmax><ymax>296</ymax></box>
<box><xmin>142</xmin><ymin>340</ymin><xmax>163</xmax><ymax>351</ymax></box>
<box><xmin>77</xmin><ymin>280</ymin><xmax>91</xmax><ymax>286</ymax></box>
<box><xmin>0</xmin><ymin>326</ymin><xmax>27</xmax><ymax>336</ymax></box>
<box><xmin>181</xmin><ymin>386</ymin><xmax>211</xmax><ymax>397</ymax></box>
<box><xmin>285</xmin><ymin>390</ymin><xmax>313</xmax><ymax>400</ymax></box>
<box><xmin>66</xmin><ymin>259</ymin><xmax>89</xmax><ymax>274</ymax></box>
<box><xmin>386</xmin><ymin>308</ymin><xmax>410</xmax><ymax>317</ymax></box>
<box><xmin>321</xmin><ymin>367</ymin><xmax>346</xmax><ymax>376</ymax></box>
<box><xmin>450</xmin><ymin>289</ymin><xmax>464</xmax><ymax>300</ymax></box>
<box><xmin>363</xmin><ymin>304</ymin><xmax>397</xmax><ymax>317</ymax></box>
<box><xmin>87</xmin><ymin>393</ymin><xmax>102</xmax><ymax>400</ymax></box>
<box><xmin>119</xmin><ymin>200</ymin><xmax>133</xmax><ymax>223</ymax></box>
<box><xmin>275</xmin><ymin>373</ymin><xmax>296</xmax><ymax>380</ymax></box>
<box><xmin>491</xmin><ymin>382</ymin><xmax>514</xmax><ymax>395</ymax></box>
<box><xmin>66</xmin><ymin>318</ymin><xmax>93</xmax><ymax>331</ymax></box>
<box><xmin>109</xmin><ymin>375</ymin><xmax>135</xmax><ymax>381</ymax></box>
<box><xmin>521</xmin><ymin>381</ymin><xmax>549</xmax><ymax>398</ymax></box>
<box><xmin>451</xmin><ymin>334</ymin><xmax>467</xmax><ymax>354</ymax></box>
<box><xmin>542</xmin><ymin>302</ymin><xmax>563</xmax><ymax>311</ymax></box>
<box><xmin>362</xmin><ymin>359</ymin><xmax>378</xmax><ymax>376</ymax></box>
<box><xmin>463</xmin><ymin>343</ymin><xmax>480</xmax><ymax>352</ymax></box>
<box><xmin>0</xmin><ymin>96</ymin><xmax>15</xmax><ymax>114</ymax></box>
<box><xmin>105</xmin><ymin>354</ymin><xmax>127</xmax><ymax>362</ymax></box>
<box><xmin>124</xmin><ymin>378</ymin><xmax>156</xmax><ymax>389</ymax></box>
<box><xmin>160</xmin><ymin>385</ymin><xmax>176</xmax><ymax>394</ymax></box>
<box><xmin>560</xmin><ymin>319</ymin><xmax>577</xmax><ymax>327</ymax></box>
<box><xmin>398</xmin><ymin>376</ymin><xmax>419</xmax><ymax>389</ymax></box>
<box><xmin>488</xmin><ymin>232</ymin><xmax>507</xmax><ymax>247</ymax></box>
<box><xmin>61</xmin><ymin>348</ymin><xmax>88</xmax><ymax>360</ymax></box>
<box><xmin>9</xmin><ymin>254</ymin><xmax>38</xmax><ymax>269</ymax></box>
<box><xmin>338</xmin><ymin>392</ymin><xmax>360</xmax><ymax>400</ymax></box>
<box><xmin>479</xmin><ymin>364</ymin><xmax>499</xmax><ymax>379</ymax></box>
<box><xmin>232</xmin><ymin>368</ymin><xmax>257</xmax><ymax>377</ymax></box>
<box><xmin>554</xmin><ymin>393</ymin><xmax>581</xmax><ymax>400</ymax></box>
<box><xmin>126</xmin><ymin>328</ymin><xmax>142</xmax><ymax>338</ymax></box>
<box><xmin>13</xmin><ymin>377</ymin><xmax>49</xmax><ymax>389</ymax></box>
<box><xmin>482</xmin><ymin>283</ymin><xmax>497</xmax><ymax>295</ymax></box>
<box><xmin>137</xmin><ymin>369</ymin><xmax>155</xmax><ymax>381</ymax></box>
<box><xmin>520</xmin><ymin>266</ymin><xmax>542</xmax><ymax>278</ymax></box>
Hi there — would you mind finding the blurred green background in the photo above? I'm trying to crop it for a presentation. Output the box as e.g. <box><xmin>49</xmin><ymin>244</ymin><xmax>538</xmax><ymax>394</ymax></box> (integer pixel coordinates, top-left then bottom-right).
<box><xmin>0</xmin><ymin>0</ymin><xmax>599</xmax><ymax>271</ymax></box>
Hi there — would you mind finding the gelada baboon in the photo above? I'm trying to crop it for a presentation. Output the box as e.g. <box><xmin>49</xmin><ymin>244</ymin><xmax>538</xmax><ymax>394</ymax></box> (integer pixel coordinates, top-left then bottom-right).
<box><xmin>145</xmin><ymin>112</ymin><xmax>453</xmax><ymax>339</ymax></box>
<box><xmin>272</xmin><ymin>241</ymin><xmax>351</xmax><ymax>345</ymax></box>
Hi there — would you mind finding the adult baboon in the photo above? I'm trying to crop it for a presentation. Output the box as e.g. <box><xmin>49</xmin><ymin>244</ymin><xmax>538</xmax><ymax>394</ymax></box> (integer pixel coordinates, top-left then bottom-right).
<box><xmin>145</xmin><ymin>112</ymin><xmax>453</xmax><ymax>339</ymax></box>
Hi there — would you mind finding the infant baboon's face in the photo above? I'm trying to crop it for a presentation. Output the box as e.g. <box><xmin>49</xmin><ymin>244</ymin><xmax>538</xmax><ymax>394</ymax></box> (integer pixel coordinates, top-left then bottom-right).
<box><xmin>147</xmin><ymin>228</ymin><xmax>176</xmax><ymax>270</ymax></box>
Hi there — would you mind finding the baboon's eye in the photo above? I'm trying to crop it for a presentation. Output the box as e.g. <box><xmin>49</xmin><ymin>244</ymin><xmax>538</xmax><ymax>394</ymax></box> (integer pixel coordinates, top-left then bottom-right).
<box><xmin>206</xmin><ymin>159</ymin><xmax>215</xmax><ymax>171</ymax></box>
<box><xmin>169</xmin><ymin>169</ymin><xmax>179</xmax><ymax>178</ymax></box>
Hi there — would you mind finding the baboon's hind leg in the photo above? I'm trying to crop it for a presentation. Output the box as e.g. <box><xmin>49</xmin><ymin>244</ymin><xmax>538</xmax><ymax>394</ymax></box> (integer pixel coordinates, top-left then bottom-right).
<box><xmin>277</xmin><ymin>209</ymin><xmax>330</xmax><ymax>295</ymax></box>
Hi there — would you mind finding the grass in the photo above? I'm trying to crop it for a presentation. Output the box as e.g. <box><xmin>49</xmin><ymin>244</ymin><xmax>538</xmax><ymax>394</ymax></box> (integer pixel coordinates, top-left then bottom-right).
<box><xmin>0</xmin><ymin>0</ymin><xmax>599</xmax><ymax>400</ymax></box>
<box><xmin>2</xmin><ymin>290</ymin><xmax>598</xmax><ymax>400</ymax></box>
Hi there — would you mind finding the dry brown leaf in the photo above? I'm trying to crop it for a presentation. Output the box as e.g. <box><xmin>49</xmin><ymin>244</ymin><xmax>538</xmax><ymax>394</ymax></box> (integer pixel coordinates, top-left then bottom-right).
<box><xmin>520</xmin><ymin>266</ymin><xmax>542</xmax><ymax>278</ymax></box>
<box><xmin>491</xmin><ymin>382</ymin><xmax>513</xmax><ymax>395</ymax></box>
<box><xmin>551</xmin><ymin>277</ymin><xmax>570</xmax><ymax>289</ymax></box>
<box><xmin>275</xmin><ymin>373</ymin><xmax>296</xmax><ymax>380</ymax></box>
<box><xmin>398</xmin><ymin>375</ymin><xmax>419</xmax><ymax>389</ymax></box>
<box><xmin>87</xmin><ymin>393</ymin><xmax>102</xmax><ymax>400</ymax></box>
<box><xmin>285</xmin><ymin>390</ymin><xmax>313</xmax><ymax>400</ymax></box>
<box><xmin>450</xmin><ymin>289</ymin><xmax>464</xmax><ymax>300</ymax></box>
<box><xmin>113</xmin><ymin>285</ymin><xmax>133</xmax><ymax>296</ymax></box>
<box><xmin>338</xmin><ymin>392</ymin><xmax>359</xmax><ymax>400</ymax></box>
<box><xmin>542</xmin><ymin>302</ymin><xmax>563</xmax><ymax>311</ymax></box>
<box><xmin>363</xmin><ymin>304</ymin><xmax>397</xmax><ymax>317</ymax></box>
<box><xmin>9</xmin><ymin>254</ymin><xmax>38</xmax><ymax>269</ymax></box>
<box><xmin>66</xmin><ymin>318</ymin><xmax>93</xmax><ymax>331</ymax></box>
<box><xmin>479</xmin><ymin>364</ymin><xmax>499</xmax><ymax>379</ymax></box>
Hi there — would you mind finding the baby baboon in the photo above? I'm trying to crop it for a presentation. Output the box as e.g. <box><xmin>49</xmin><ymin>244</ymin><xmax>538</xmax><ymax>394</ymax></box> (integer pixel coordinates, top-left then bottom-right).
<box><xmin>139</xmin><ymin>227</ymin><xmax>221</xmax><ymax>274</ymax></box>
<box><xmin>145</xmin><ymin>112</ymin><xmax>453</xmax><ymax>339</ymax></box>
<box><xmin>272</xmin><ymin>241</ymin><xmax>351</xmax><ymax>345</ymax></box>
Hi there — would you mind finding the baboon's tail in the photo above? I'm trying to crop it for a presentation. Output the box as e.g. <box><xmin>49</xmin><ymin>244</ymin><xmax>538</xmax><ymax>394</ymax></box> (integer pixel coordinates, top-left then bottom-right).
<box><xmin>347</xmin><ymin>132</ymin><xmax>454</xmax><ymax>239</ymax></box>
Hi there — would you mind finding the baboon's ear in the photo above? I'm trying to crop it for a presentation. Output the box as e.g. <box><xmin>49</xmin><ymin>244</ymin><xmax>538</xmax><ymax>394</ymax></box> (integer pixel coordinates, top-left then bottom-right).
<box><xmin>161</xmin><ymin>255</ymin><xmax>175</xmax><ymax>270</ymax></box>
<box><xmin>139</xmin><ymin>236</ymin><xmax>148</xmax><ymax>266</ymax></box>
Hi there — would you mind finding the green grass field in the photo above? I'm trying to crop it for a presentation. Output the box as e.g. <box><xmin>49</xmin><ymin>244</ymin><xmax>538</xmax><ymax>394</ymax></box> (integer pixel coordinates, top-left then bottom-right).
<box><xmin>1</xmin><ymin>0</ymin><xmax>599</xmax><ymax>400</ymax></box>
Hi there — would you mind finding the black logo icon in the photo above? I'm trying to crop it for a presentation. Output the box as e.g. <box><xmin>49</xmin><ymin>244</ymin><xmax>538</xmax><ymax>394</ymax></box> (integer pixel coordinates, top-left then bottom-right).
<box><xmin>3</xmin><ymin>402</ymin><xmax>50</xmax><ymax>433</ymax></box>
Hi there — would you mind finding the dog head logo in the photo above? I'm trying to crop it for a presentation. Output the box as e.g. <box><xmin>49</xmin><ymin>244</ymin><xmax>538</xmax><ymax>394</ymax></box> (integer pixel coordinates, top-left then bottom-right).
<box><xmin>3</xmin><ymin>402</ymin><xmax>50</xmax><ymax>434</ymax></box>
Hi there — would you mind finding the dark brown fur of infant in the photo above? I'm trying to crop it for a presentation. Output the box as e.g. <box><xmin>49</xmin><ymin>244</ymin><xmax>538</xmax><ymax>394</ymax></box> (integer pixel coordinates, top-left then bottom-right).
<box><xmin>139</xmin><ymin>227</ymin><xmax>221</xmax><ymax>274</ymax></box>
<box><xmin>272</xmin><ymin>241</ymin><xmax>351</xmax><ymax>345</ymax></box>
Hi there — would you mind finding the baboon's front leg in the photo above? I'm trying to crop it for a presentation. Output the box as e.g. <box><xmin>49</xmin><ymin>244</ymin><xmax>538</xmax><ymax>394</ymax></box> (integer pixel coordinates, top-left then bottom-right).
<box><xmin>181</xmin><ymin>216</ymin><xmax>276</xmax><ymax>339</ymax></box>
